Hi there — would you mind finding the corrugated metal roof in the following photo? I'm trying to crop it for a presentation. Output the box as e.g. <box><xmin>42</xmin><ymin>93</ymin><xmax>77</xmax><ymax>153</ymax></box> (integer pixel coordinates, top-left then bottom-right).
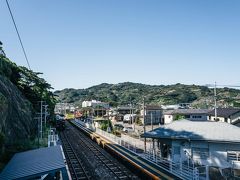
<box><xmin>163</xmin><ymin>109</ymin><xmax>211</xmax><ymax>115</ymax></box>
<box><xmin>142</xmin><ymin>120</ymin><xmax>240</xmax><ymax>143</ymax></box>
<box><xmin>0</xmin><ymin>145</ymin><xmax>66</xmax><ymax>180</ymax></box>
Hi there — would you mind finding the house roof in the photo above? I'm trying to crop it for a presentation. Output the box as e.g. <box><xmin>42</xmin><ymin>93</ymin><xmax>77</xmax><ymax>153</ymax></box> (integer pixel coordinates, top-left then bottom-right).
<box><xmin>163</xmin><ymin>109</ymin><xmax>210</xmax><ymax>115</ymax></box>
<box><xmin>0</xmin><ymin>146</ymin><xmax>66</xmax><ymax>180</ymax></box>
<box><xmin>142</xmin><ymin>120</ymin><xmax>240</xmax><ymax>143</ymax></box>
<box><xmin>208</xmin><ymin>108</ymin><xmax>240</xmax><ymax>118</ymax></box>
<box><xmin>145</xmin><ymin>105</ymin><xmax>162</xmax><ymax>110</ymax></box>
<box><xmin>117</xmin><ymin>106</ymin><xmax>135</xmax><ymax>110</ymax></box>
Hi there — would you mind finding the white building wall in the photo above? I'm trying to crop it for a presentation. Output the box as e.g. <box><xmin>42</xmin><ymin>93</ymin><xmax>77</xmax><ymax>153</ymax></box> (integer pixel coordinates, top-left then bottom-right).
<box><xmin>82</xmin><ymin>100</ymin><xmax>109</xmax><ymax>109</ymax></box>
<box><xmin>209</xmin><ymin>113</ymin><xmax>240</xmax><ymax>124</ymax></box>
<box><xmin>82</xmin><ymin>101</ymin><xmax>91</xmax><ymax>107</ymax></box>
<box><xmin>123</xmin><ymin>114</ymin><xmax>136</xmax><ymax>121</ymax></box>
<box><xmin>208</xmin><ymin>143</ymin><xmax>240</xmax><ymax>168</ymax></box>
<box><xmin>209</xmin><ymin>116</ymin><xmax>226</xmax><ymax>122</ymax></box>
<box><xmin>164</xmin><ymin>114</ymin><xmax>208</xmax><ymax>123</ymax></box>
<box><xmin>164</xmin><ymin>115</ymin><xmax>173</xmax><ymax>124</ymax></box>
<box><xmin>171</xmin><ymin>140</ymin><xmax>240</xmax><ymax>169</ymax></box>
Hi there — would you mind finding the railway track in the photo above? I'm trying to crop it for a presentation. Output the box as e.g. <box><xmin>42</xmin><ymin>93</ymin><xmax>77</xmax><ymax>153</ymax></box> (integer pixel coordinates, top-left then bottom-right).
<box><xmin>60</xmin><ymin>131</ymin><xmax>91</xmax><ymax>180</ymax></box>
<box><xmin>68</xmin><ymin>120</ymin><xmax>179</xmax><ymax>180</ymax></box>
<box><xmin>70</xmin><ymin>123</ymin><xmax>131</xmax><ymax>180</ymax></box>
<box><xmin>62</xmin><ymin>120</ymin><xmax>138</xmax><ymax>179</ymax></box>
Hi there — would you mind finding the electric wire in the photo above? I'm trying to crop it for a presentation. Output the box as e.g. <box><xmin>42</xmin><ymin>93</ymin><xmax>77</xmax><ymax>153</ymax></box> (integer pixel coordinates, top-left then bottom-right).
<box><xmin>5</xmin><ymin>0</ymin><xmax>31</xmax><ymax>70</ymax></box>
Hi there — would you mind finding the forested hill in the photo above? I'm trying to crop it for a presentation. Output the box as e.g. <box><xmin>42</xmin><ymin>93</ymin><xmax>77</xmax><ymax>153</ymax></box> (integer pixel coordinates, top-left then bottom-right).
<box><xmin>55</xmin><ymin>82</ymin><xmax>240</xmax><ymax>108</ymax></box>
<box><xmin>0</xmin><ymin>42</ymin><xmax>56</xmax><ymax>164</ymax></box>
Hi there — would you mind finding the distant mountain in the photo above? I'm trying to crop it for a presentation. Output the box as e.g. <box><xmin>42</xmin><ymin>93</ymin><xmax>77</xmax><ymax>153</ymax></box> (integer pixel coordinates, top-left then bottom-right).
<box><xmin>54</xmin><ymin>82</ymin><xmax>240</xmax><ymax>108</ymax></box>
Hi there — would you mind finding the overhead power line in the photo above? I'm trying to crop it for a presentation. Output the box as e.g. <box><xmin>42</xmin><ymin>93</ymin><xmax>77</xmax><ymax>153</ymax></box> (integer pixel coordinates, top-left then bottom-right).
<box><xmin>5</xmin><ymin>0</ymin><xmax>31</xmax><ymax>70</ymax></box>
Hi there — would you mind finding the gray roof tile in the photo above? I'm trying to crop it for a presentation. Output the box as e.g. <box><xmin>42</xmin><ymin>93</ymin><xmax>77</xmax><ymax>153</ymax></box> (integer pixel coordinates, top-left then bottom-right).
<box><xmin>143</xmin><ymin>120</ymin><xmax>240</xmax><ymax>143</ymax></box>
<box><xmin>208</xmin><ymin>108</ymin><xmax>240</xmax><ymax>118</ymax></box>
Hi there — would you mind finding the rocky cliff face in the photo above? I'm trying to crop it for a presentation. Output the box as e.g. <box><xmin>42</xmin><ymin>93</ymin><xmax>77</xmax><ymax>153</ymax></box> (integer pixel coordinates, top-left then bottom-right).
<box><xmin>0</xmin><ymin>75</ymin><xmax>36</xmax><ymax>147</ymax></box>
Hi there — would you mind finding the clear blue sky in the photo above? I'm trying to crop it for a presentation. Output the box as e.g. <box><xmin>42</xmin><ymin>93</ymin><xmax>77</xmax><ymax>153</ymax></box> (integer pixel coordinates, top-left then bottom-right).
<box><xmin>1</xmin><ymin>0</ymin><xmax>240</xmax><ymax>90</ymax></box>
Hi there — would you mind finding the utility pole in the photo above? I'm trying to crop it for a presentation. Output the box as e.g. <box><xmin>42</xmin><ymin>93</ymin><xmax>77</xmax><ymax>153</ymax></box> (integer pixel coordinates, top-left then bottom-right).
<box><xmin>129</xmin><ymin>97</ymin><xmax>132</xmax><ymax>125</ymax></box>
<box><xmin>143</xmin><ymin>97</ymin><xmax>146</xmax><ymax>153</ymax></box>
<box><xmin>43</xmin><ymin>104</ymin><xmax>48</xmax><ymax>128</ymax></box>
<box><xmin>34</xmin><ymin>116</ymin><xmax>40</xmax><ymax>148</ymax></box>
<box><xmin>38</xmin><ymin>117</ymin><xmax>40</xmax><ymax>147</ymax></box>
<box><xmin>40</xmin><ymin>101</ymin><xmax>43</xmax><ymax>139</ymax></box>
<box><xmin>151</xmin><ymin>112</ymin><xmax>153</xmax><ymax>131</ymax></box>
<box><xmin>102</xmin><ymin>107</ymin><xmax>103</xmax><ymax>118</ymax></box>
<box><xmin>214</xmin><ymin>82</ymin><xmax>217</xmax><ymax>120</ymax></box>
<box><xmin>131</xmin><ymin>101</ymin><xmax>135</xmax><ymax>131</ymax></box>
<box><xmin>64</xmin><ymin>103</ymin><xmax>67</xmax><ymax>115</ymax></box>
<box><xmin>97</xmin><ymin>106</ymin><xmax>98</xmax><ymax>117</ymax></box>
<box><xmin>133</xmin><ymin>106</ymin><xmax>135</xmax><ymax>131</ymax></box>
<box><xmin>39</xmin><ymin>101</ymin><xmax>47</xmax><ymax>140</ymax></box>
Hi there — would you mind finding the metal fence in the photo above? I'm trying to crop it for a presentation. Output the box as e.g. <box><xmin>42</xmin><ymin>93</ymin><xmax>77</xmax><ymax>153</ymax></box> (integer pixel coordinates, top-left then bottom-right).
<box><xmin>142</xmin><ymin>149</ymin><xmax>200</xmax><ymax>180</ymax></box>
<box><xmin>48</xmin><ymin>134</ymin><xmax>59</xmax><ymax>147</ymax></box>
<box><xmin>95</xmin><ymin>127</ymin><xmax>151</xmax><ymax>151</ymax></box>
<box><xmin>75</xmin><ymin>120</ymin><xmax>203</xmax><ymax>180</ymax></box>
<box><xmin>94</xmin><ymin>127</ymin><xmax>201</xmax><ymax>179</ymax></box>
<box><xmin>48</xmin><ymin>128</ymin><xmax>59</xmax><ymax>147</ymax></box>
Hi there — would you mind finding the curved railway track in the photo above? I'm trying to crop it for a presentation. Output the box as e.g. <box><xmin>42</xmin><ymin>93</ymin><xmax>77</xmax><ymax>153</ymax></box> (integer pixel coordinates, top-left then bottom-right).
<box><xmin>69</xmin><ymin>120</ymin><xmax>179</xmax><ymax>180</ymax></box>
<box><xmin>70</xmin><ymin>123</ymin><xmax>132</xmax><ymax>179</ymax></box>
<box><xmin>60</xmin><ymin>121</ymin><xmax>138</xmax><ymax>180</ymax></box>
<box><xmin>60</xmin><ymin>131</ymin><xmax>91</xmax><ymax>180</ymax></box>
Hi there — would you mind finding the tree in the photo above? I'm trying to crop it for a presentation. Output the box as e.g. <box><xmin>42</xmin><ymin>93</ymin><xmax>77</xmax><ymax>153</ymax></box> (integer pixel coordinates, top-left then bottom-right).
<box><xmin>0</xmin><ymin>41</ymin><xmax>6</xmax><ymax>57</ymax></box>
<box><xmin>175</xmin><ymin>114</ymin><xmax>185</xmax><ymax>121</ymax></box>
<box><xmin>0</xmin><ymin>43</ymin><xmax>56</xmax><ymax>117</ymax></box>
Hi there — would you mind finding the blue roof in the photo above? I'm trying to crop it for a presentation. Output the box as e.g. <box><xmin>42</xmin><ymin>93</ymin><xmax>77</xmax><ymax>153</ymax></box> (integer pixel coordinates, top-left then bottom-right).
<box><xmin>0</xmin><ymin>145</ymin><xmax>66</xmax><ymax>180</ymax></box>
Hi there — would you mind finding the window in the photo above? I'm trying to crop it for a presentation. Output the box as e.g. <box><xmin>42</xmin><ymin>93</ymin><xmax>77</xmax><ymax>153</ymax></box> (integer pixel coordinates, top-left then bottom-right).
<box><xmin>227</xmin><ymin>151</ymin><xmax>240</xmax><ymax>162</ymax></box>
<box><xmin>192</xmin><ymin>148</ymin><xmax>209</xmax><ymax>159</ymax></box>
<box><xmin>192</xmin><ymin>115</ymin><xmax>202</xmax><ymax>119</ymax></box>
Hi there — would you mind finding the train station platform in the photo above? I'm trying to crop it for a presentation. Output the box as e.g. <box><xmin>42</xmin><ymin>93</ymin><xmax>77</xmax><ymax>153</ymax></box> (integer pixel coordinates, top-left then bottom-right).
<box><xmin>0</xmin><ymin>145</ymin><xmax>68</xmax><ymax>180</ymax></box>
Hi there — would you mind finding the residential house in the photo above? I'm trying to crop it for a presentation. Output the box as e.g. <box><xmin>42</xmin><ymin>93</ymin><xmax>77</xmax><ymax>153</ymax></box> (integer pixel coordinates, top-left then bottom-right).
<box><xmin>163</xmin><ymin>109</ymin><xmax>210</xmax><ymax>124</ymax></box>
<box><xmin>93</xmin><ymin>106</ymin><xmax>108</xmax><ymax>117</ymax></box>
<box><xmin>141</xmin><ymin>105</ymin><xmax>163</xmax><ymax>125</ymax></box>
<box><xmin>123</xmin><ymin>114</ymin><xmax>137</xmax><ymax>123</ymax></box>
<box><xmin>54</xmin><ymin>103</ymin><xmax>75</xmax><ymax>114</ymax></box>
<box><xmin>113</xmin><ymin>106</ymin><xmax>135</xmax><ymax>121</ymax></box>
<box><xmin>142</xmin><ymin>120</ymin><xmax>240</xmax><ymax>179</ymax></box>
<box><xmin>82</xmin><ymin>100</ymin><xmax>109</xmax><ymax>109</ymax></box>
<box><xmin>161</xmin><ymin>103</ymin><xmax>191</xmax><ymax>110</ymax></box>
<box><xmin>82</xmin><ymin>100</ymin><xmax>109</xmax><ymax>117</ymax></box>
<box><xmin>208</xmin><ymin>108</ymin><xmax>240</xmax><ymax>125</ymax></box>
<box><xmin>116</xmin><ymin>106</ymin><xmax>135</xmax><ymax>115</ymax></box>
<box><xmin>161</xmin><ymin>104</ymin><xmax>181</xmax><ymax>110</ymax></box>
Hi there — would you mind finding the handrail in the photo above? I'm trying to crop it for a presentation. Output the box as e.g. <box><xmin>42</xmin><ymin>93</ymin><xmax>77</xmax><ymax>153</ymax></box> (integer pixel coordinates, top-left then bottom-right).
<box><xmin>74</xmin><ymin>120</ymin><xmax>201</xmax><ymax>180</ymax></box>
